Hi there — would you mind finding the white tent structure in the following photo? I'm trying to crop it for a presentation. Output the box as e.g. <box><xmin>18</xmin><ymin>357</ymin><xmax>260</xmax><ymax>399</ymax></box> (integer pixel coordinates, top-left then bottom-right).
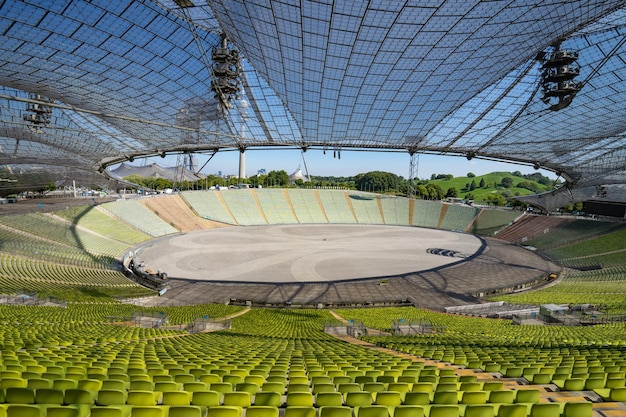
<box><xmin>289</xmin><ymin>167</ymin><xmax>310</xmax><ymax>183</ymax></box>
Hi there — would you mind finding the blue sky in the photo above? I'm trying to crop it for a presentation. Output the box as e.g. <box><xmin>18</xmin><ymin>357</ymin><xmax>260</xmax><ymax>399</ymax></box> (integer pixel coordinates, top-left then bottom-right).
<box><xmin>140</xmin><ymin>149</ymin><xmax>556</xmax><ymax>180</ymax></box>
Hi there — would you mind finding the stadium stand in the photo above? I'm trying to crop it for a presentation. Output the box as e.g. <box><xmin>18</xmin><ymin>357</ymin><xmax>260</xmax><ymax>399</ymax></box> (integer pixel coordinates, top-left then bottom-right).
<box><xmin>379</xmin><ymin>197</ymin><xmax>411</xmax><ymax>226</ymax></box>
<box><xmin>181</xmin><ymin>191</ymin><xmax>237</xmax><ymax>225</ymax></box>
<box><xmin>219</xmin><ymin>191</ymin><xmax>268</xmax><ymax>226</ymax></box>
<box><xmin>99</xmin><ymin>200</ymin><xmax>178</xmax><ymax>237</ymax></box>
<box><xmin>140</xmin><ymin>195</ymin><xmax>218</xmax><ymax>232</ymax></box>
<box><xmin>410</xmin><ymin>200</ymin><xmax>443</xmax><ymax>229</ymax></box>
<box><xmin>347</xmin><ymin>193</ymin><xmax>384</xmax><ymax>225</ymax></box>
<box><xmin>438</xmin><ymin>204</ymin><xmax>481</xmax><ymax>232</ymax></box>
<box><xmin>0</xmin><ymin>192</ymin><xmax>624</xmax><ymax>417</ymax></box>
<box><xmin>55</xmin><ymin>206</ymin><xmax>152</xmax><ymax>245</ymax></box>
<box><xmin>470</xmin><ymin>209</ymin><xmax>520</xmax><ymax>237</ymax></box>
<box><xmin>0</xmin><ymin>213</ymin><xmax>128</xmax><ymax>258</ymax></box>
<box><xmin>286</xmin><ymin>189</ymin><xmax>329</xmax><ymax>224</ymax></box>
<box><xmin>492</xmin><ymin>215</ymin><xmax>572</xmax><ymax>244</ymax></box>
<box><xmin>316</xmin><ymin>191</ymin><xmax>357</xmax><ymax>224</ymax></box>
<box><xmin>0</xmin><ymin>305</ymin><xmax>619</xmax><ymax>417</ymax></box>
<box><xmin>254</xmin><ymin>189</ymin><xmax>299</xmax><ymax>224</ymax></box>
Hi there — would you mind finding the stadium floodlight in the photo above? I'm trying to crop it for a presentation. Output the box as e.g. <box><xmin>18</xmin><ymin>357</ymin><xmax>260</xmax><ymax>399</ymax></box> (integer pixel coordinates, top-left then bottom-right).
<box><xmin>540</xmin><ymin>42</ymin><xmax>583</xmax><ymax>111</ymax></box>
<box><xmin>23</xmin><ymin>93</ymin><xmax>53</xmax><ymax>133</ymax></box>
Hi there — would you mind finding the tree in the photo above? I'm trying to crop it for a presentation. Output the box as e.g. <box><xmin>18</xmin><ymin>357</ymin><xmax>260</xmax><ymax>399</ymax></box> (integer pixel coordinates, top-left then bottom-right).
<box><xmin>479</xmin><ymin>178</ymin><xmax>485</xmax><ymax>188</ymax></box>
<box><xmin>265</xmin><ymin>170</ymin><xmax>289</xmax><ymax>187</ymax></box>
<box><xmin>424</xmin><ymin>183</ymin><xmax>444</xmax><ymax>200</ymax></box>
<box><xmin>355</xmin><ymin>171</ymin><xmax>402</xmax><ymax>193</ymax></box>
<box><xmin>500</xmin><ymin>177</ymin><xmax>514</xmax><ymax>188</ymax></box>
<box><xmin>445</xmin><ymin>187</ymin><xmax>459</xmax><ymax>198</ymax></box>
<box><xmin>469</xmin><ymin>179</ymin><xmax>477</xmax><ymax>191</ymax></box>
<box><xmin>415</xmin><ymin>184</ymin><xmax>428</xmax><ymax>199</ymax></box>
<box><xmin>485</xmin><ymin>192</ymin><xmax>507</xmax><ymax>206</ymax></box>
<box><xmin>467</xmin><ymin>172</ymin><xmax>475</xmax><ymax>178</ymax></box>
<box><xmin>38</xmin><ymin>182</ymin><xmax>57</xmax><ymax>195</ymax></box>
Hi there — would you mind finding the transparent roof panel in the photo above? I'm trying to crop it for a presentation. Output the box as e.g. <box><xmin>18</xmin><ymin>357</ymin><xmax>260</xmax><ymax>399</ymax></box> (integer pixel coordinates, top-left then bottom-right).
<box><xmin>0</xmin><ymin>0</ymin><xmax>626</xmax><ymax>194</ymax></box>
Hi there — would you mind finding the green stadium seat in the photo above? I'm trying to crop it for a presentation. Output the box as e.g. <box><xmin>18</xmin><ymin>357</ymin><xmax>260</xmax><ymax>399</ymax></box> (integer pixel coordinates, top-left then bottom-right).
<box><xmin>316</xmin><ymin>392</ymin><xmax>344</xmax><ymax>407</ymax></box>
<box><xmin>162</xmin><ymin>391</ymin><xmax>192</xmax><ymax>406</ymax></box>
<box><xmin>531</xmin><ymin>374</ymin><xmax>551</xmax><ymax>385</ymax></box>
<box><xmin>428</xmin><ymin>405</ymin><xmax>460</xmax><ymax>417</ymax></box>
<box><xmin>363</xmin><ymin>383</ymin><xmax>386</xmax><ymax>396</ymax></box>
<box><xmin>463</xmin><ymin>405</ymin><xmax>495</xmax><ymax>417</ymax></box>
<box><xmin>174</xmin><ymin>374</ymin><xmax>195</xmax><ymax>384</ymax></box>
<box><xmin>432</xmin><ymin>391</ymin><xmax>458</xmax><ymax>405</ymax></box>
<box><xmin>154</xmin><ymin>381</ymin><xmax>181</xmax><ymax>393</ymax></box>
<box><xmin>562</xmin><ymin>402</ymin><xmax>593</xmax><ymax>417</ymax></box>
<box><xmin>374</xmin><ymin>391</ymin><xmax>403</xmax><ymax>406</ymax></box>
<box><xmin>481</xmin><ymin>382</ymin><xmax>503</xmax><ymax>392</ymax></box>
<box><xmin>1</xmin><ymin>379</ymin><xmax>27</xmax><ymax>389</ymax></box>
<box><xmin>127</xmin><ymin>391</ymin><xmax>160</xmax><ymax>406</ymax></box>
<box><xmin>286</xmin><ymin>392</ymin><xmax>314</xmax><ymax>407</ymax></box>
<box><xmin>318</xmin><ymin>406</ymin><xmax>352</xmax><ymax>417</ymax></box>
<box><xmin>459</xmin><ymin>383</ymin><xmax>482</xmax><ymax>392</ymax></box>
<box><xmin>254</xmin><ymin>391</ymin><xmax>282</xmax><ymax>407</ymax></box>
<box><xmin>53</xmin><ymin>380</ymin><xmax>77</xmax><ymax>391</ymax></box>
<box><xmin>283</xmin><ymin>407</ymin><xmax>316</xmax><ymax>417</ymax></box>
<box><xmin>206</xmin><ymin>406</ymin><xmax>242</xmax><ymax>417</ymax></box>
<box><xmin>89</xmin><ymin>406</ymin><xmax>132</xmax><ymax>417</ymax></box>
<box><xmin>128</xmin><ymin>406</ymin><xmax>166</xmax><ymax>417</ymax></box>
<box><xmin>488</xmin><ymin>390</ymin><xmax>514</xmax><ymax>404</ymax></box>
<box><xmin>35</xmin><ymin>388</ymin><xmax>64</xmax><ymax>405</ymax></box>
<box><xmin>77</xmin><ymin>379</ymin><xmax>102</xmax><ymax>391</ymax></box>
<box><xmin>313</xmin><ymin>383</ymin><xmax>336</xmax><ymax>394</ymax></box>
<box><xmin>391</xmin><ymin>405</ymin><xmax>424</xmax><ymax>417</ymax></box>
<box><xmin>6</xmin><ymin>405</ymin><xmax>44</xmax><ymax>417</ymax></box>
<box><xmin>245</xmin><ymin>406</ymin><xmax>279</xmax><ymax>417</ymax></box>
<box><xmin>130</xmin><ymin>381</ymin><xmax>154</xmax><ymax>391</ymax></box>
<box><xmin>593</xmin><ymin>387</ymin><xmax>626</xmax><ymax>401</ymax></box>
<box><xmin>97</xmin><ymin>389</ymin><xmax>128</xmax><ymax>406</ymax></box>
<box><xmin>355</xmin><ymin>405</ymin><xmax>389</xmax><ymax>417</ymax></box>
<box><xmin>5</xmin><ymin>387</ymin><xmax>35</xmax><ymax>404</ymax></box>
<box><xmin>402</xmin><ymin>392</ymin><xmax>430</xmax><ymax>405</ymax></box>
<box><xmin>514</xmin><ymin>389</ymin><xmax>540</xmax><ymax>404</ymax></box>
<box><xmin>496</xmin><ymin>404</ymin><xmax>527</xmax><ymax>417</ymax></box>
<box><xmin>191</xmin><ymin>390</ymin><xmax>221</xmax><ymax>407</ymax></box>
<box><xmin>102</xmin><ymin>381</ymin><xmax>128</xmax><ymax>391</ymax></box>
<box><xmin>223</xmin><ymin>391</ymin><xmax>251</xmax><ymax>407</ymax></box>
<box><xmin>28</xmin><ymin>379</ymin><xmax>52</xmax><ymax>390</ymax></box>
<box><xmin>583</xmin><ymin>378</ymin><xmax>605</xmax><ymax>390</ymax></box>
<box><xmin>345</xmin><ymin>392</ymin><xmax>373</xmax><ymax>408</ymax></box>
<box><xmin>211</xmin><ymin>383</ymin><xmax>234</xmax><ymax>394</ymax></box>
<box><xmin>168</xmin><ymin>406</ymin><xmax>205</xmax><ymax>417</ymax></box>
<box><xmin>460</xmin><ymin>391</ymin><xmax>488</xmax><ymax>405</ymax></box>
<box><xmin>529</xmin><ymin>403</ymin><xmax>561</xmax><ymax>417</ymax></box>
<box><xmin>261</xmin><ymin>382</ymin><xmax>284</xmax><ymax>393</ymax></box>
<box><xmin>45</xmin><ymin>405</ymin><xmax>86</xmax><ymax>417</ymax></box>
<box><xmin>554</xmin><ymin>378</ymin><xmax>585</xmax><ymax>391</ymax></box>
<box><xmin>387</xmin><ymin>383</ymin><xmax>411</xmax><ymax>395</ymax></box>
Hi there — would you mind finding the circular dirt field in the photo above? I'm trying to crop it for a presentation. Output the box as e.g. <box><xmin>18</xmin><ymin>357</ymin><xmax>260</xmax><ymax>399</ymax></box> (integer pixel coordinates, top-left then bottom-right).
<box><xmin>136</xmin><ymin>224</ymin><xmax>484</xmax><ymax>283</ymax></box>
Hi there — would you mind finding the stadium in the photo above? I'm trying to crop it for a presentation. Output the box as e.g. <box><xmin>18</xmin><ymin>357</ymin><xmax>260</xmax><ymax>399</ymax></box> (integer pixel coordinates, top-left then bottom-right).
<box><xmin>1</xmin><ymin>2</ymin><xmax>626</xmax><ymax>417</ymax></box>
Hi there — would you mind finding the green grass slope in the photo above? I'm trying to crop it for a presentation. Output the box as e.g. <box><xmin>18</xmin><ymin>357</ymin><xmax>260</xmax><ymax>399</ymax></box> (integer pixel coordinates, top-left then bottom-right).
<box><xmin>426</xmin><ymin>172</ymin><xmax>552</xmax><ymax>201</ymax></box>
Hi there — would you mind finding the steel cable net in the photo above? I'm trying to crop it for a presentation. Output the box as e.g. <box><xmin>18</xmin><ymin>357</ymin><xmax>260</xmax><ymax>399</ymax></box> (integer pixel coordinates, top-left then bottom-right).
<box><xmin>0</xmin><ymin>0</ymin><xmax>626</xmax><ymax>195</ymax></box>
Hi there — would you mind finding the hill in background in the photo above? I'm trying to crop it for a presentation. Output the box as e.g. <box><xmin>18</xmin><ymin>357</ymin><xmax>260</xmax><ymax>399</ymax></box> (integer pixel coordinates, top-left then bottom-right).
<box><xmin>425</xmin><ymin>171</ymin><xmax>557</xmax><ymax>203</ymax></box>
